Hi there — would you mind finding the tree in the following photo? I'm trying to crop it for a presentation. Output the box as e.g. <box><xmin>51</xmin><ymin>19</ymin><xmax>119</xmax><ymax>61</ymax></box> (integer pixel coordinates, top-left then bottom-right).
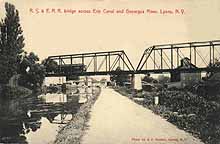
<box><xmin>0</xmin><ymin>2</ymin><xmax>24</xmax><ymax>84</ymax></box>
<box><xmin>110</xmin><ymin>67</ymin><xmax>130</xmax><ymax>86</ymax></box>
<box><xmin>158</xmin><ymin>75</ymin><xmax>170</xmax><ymax>84</ymax></box>
<box><xmin>19</xmin><ymin>52</ymin><xmax>46</xmax><ymax>90</ymax></box>
<box><xmin>19</xmin><ymin>52</ymin><xmax>39</xmax><ymax>74</ymax></box>
<box><xmin>205</xmin><ymin>58</ymin><xmax>220</xmax><ymax>79</ymax></box>
<box><xmin>42</xmin><ymin>58</ymin><xmax>58</xmax><ymax>73</ymax></box>
<box><xmin>26</xmin><ymin>52</ymin><xmax>39</xmax><ymax>64</ymax></box>
<box><xmin>142</xmin><ymin>73</ymin><xmax>156</xmax><ymax>83</ymax></box>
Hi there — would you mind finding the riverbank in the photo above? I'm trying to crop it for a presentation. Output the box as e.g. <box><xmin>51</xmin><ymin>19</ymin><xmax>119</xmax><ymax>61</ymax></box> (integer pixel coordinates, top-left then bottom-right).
<box><xmin>114</xmin><ymin>86</ymin><xmax>220</xmax><ymax>144</ymax></box>
<box><xmin>54</xmin><ymin>87</ymin><xmax>101</xmax><ymax>144</ymax></box>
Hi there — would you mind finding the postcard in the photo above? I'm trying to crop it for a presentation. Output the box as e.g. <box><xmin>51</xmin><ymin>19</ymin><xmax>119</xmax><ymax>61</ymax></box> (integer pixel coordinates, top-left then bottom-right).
<box><xmin>0</xmin><ymin>0</ymin><xmax>219</xmax><ymax>144</ymax></box>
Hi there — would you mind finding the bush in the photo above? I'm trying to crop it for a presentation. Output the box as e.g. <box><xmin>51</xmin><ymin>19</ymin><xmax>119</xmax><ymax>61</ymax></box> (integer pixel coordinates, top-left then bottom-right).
<box><xmin>1</xmin><ymin>85</ymin><xmax>32</xmax><ymax>100</ymax></box>
<box><xmin>118</xmin><ymin>85</ymin><xmax>220</xmax><ymax>144</ymax></box>
<box><xmin>157</xmin><ymin>90</ymin><xmax>220</xmax><ymax>144</ymax></box>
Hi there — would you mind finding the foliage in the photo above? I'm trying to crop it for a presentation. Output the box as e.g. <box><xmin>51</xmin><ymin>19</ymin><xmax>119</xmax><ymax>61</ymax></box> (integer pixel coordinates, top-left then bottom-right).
<box><xmin>116</xmin><ymin>82</ymin><xmax>220</xmax><ymax>144</ymax></box>
<box><xmin>0</xmin><ymin>85</ymin><xmax>32</xmax><ymax>100</ymax></box>
<box><xmin>0</xmin><ymin>2</ymin><xmax>45</xmax><ymax>91</ymax></box>
<box><xmin>110</xmin><ymin>67</ymin><xmax>130</xmax><ymax>86</ymax></box>
<box><xmin>0</xmin><ymin>2</ymin><xmax>24</xmax><ymax>84</ymax></box>
<box><xmin>150</xmin><ymin>90</ymin><xmax>220</xmax><ymax>144</ymax></box>
<box><xmin>205</xmin><ymin>58</ymin><xmax>220</xmax><ymax>79</ymax></box>
<box><xmin>190</xmin><ymin>59</ymin><xmax>220</xmax><ymax>101</ymax></box>
<box><xmin>19</xmin><ymin>52</ymin><xmax>39</xmax><ymax>74</ymax></box>
<box><xmin>18</xmin><ymin>52</ymin><xmax>46</xmax><ymax>91</ymax></box>
<box><xmin>26</xmin><ymin>52</ymin><xmax>39</xmax><ymax>64</ymax></box>
<box><xmin>157</xmin><ymin>75</ymin><xmax>170</xmax><ymax>84</ymax></box>
<box><xmin>42</xmin><ymin>58</ymin><xmax>58</xmax><ymax>73</ymax></box>
<box><xmin>142</xmin><ymin>74</ymin><xmax>157</xmax><ymax>83</ymax></box>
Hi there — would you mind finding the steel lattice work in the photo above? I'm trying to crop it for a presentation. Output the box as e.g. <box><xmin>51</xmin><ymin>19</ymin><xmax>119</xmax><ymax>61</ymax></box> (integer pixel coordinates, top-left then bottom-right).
<box><xmin>46</xmin><ymin>50</ymin><xmax>135</xmax><ymax>77</ymax></box>
<box><xmin>45</xmin><ymin>40</ymin><xmax>220</xmax><ymax>77</ymax></box>
<box><xmin>136</xmin><ymin>40</ymin><xmax>220</xmax><ymax>74</ymax></box>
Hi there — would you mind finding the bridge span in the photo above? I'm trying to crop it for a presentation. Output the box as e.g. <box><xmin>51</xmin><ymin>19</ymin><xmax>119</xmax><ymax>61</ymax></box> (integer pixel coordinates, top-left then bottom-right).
<box><xmin>45</xmin><ymin>40</ymin><xmax>220</xmax><ymax>77</ymax></box>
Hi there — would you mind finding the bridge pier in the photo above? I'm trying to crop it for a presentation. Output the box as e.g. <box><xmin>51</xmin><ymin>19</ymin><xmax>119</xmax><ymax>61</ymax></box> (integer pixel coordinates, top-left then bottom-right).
<box><xmin>130</xmin><ymin>74</ymin><xmax>142</xmax><ymax>97</ymax></box>
<box><xmin>131</xmin><ymin>74</ymin><xmax>142</xmax><ymax>89</ymax></box>
<box><xmin>130</xmin><ymin>74</ymin><xmax>135</xmax><ymax>98</ymax></box>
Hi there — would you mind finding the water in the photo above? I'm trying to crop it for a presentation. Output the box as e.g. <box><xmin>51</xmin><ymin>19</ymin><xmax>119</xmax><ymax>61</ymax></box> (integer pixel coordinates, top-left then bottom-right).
<box><xmin>0</xmin><ymin>89</ymin><xmax>81</xmax><ymax>144</ymax></box>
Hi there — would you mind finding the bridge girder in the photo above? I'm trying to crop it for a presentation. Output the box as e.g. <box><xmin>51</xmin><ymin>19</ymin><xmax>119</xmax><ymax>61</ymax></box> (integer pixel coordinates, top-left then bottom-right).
<box><xmin>46</xmin><ymin>50</ymin><xmax>135</xmax><ymax>77</ymax></box>
<box><xmin>45</xmin><ymin>40</ymin><xmax>220</xmax><ymax>77</ymax></box>
<box><xmin>136</xmin><ymin>40</ymin><xmax>220</xmax><ymax>72</ymax></box>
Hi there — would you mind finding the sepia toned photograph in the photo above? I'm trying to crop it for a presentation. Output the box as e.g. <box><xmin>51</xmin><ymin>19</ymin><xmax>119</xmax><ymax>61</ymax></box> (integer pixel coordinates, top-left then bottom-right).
<box><xmin>0</xmin><ymin>0</ymin><xmax>220</xmax><ymax>144</ymax></box>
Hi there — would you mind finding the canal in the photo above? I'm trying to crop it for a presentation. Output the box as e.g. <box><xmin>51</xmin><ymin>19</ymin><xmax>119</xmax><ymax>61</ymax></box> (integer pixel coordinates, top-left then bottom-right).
<box><xmin>0</xmin><ymin>86</ymin><xmax>95</xmax><ymax>144</ymax></box>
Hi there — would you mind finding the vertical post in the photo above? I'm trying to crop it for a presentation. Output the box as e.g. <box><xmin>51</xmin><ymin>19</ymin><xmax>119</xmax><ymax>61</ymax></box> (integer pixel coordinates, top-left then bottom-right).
<box><xmin>71</xmin><ymin>56</ymin><xmax>73</xmax><ymax>74</ymax></box>
<box><xmin>82</xmin><ymin>54</ymin><xmax>84</xmax><ymax>65</ymax></box>
<box><xmin>71</xmin><ymin>56</ymin><xmax>73</xmax><ymax>65</ymax></box>
<box><xmin>171</xmin><ymin>45</ymin><xmax>173</xmax><ymax>69</ymax></box>
<box><xmin>154</xmin><ymin>50</ymin><xmax>156</xmax><ymax>69</ymax></box>
<box><xmin>160</xmin><ymin>49</ymin><xmax>163</xmax><ymax>69</ymax></box>
<box><xmin>59</xmin><ymin>57</ymin><xmax>61</xmax><ymax>74</ymax></box>
<box><xmin>210</xmin><ymin>42</ymin><xmax>212</xmax><ymax>65</ymax></box>
<box><xmin>190</xmin><ymin>44</ymin><xmax>192</xmax><ymax>66</ymax></box>
<box><xmin>122</xmin><ymin>53</ymin><xmax>125</xmax><ymax>70</ymax></box>
<box><xmin>118</xmin><ymin>55</ymin><xmax>121</xmax><ymax>68</ymax></box>
<box><xmin>213</xmin><ymin>44</ymin><xmax>215</xmax><ymax>64</ymax></box>
<box><xmin>177</xmin><ymin>48</ymin><xmax>179</xmax><ymax>67</ymax></box>
<box><xmin>94</xmin><ymin>54</ymin><xmax>97</xmax><ymax>72</ymax></box>
<box><xmin>105</xmin><ymin>55</ymin><xmax>108</xmax><ymax>72</ymax></box>
<box><xmin>96</xmin><ymin>54</ymin><xmax>97</xmax><ymax>72</ymax></box>
<box><xmin>194</xmin><ymin>47</ymin><xmax>197</xmax><ymax>66</ymax></box>
<box><xmin>108</xmin><ymin>53</ymin><xmax>111</xmax><ymax>72</ymax></box>
<box><xmin>94</xmin><ymin>55</ymin><xmax>95</xmax><ymax>72</ymax></box>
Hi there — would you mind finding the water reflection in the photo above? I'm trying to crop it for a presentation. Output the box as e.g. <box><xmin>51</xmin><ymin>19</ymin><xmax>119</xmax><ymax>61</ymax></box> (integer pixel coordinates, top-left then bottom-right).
<box><xmin>0</xmin><ymin>90</ymin><xmax>80</xmax><ymax>143</ymax></box>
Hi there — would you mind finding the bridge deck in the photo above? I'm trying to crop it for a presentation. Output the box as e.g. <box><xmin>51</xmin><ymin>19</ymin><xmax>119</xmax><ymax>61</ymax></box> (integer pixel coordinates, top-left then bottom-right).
<box><xmin>45</xmin><ymin>67</ymin><xmax>220</xmax><ymax>77</ymax></box>
<box><xmin>81</xmin><ymin>88</ymin><xmax>203</xmax><ymax>144</ymax></box>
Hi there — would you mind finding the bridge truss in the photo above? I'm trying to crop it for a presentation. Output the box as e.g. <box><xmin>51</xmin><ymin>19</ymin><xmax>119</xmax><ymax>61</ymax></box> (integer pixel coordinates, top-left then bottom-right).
<box><xmin>46</xmin><ymin>40</ymin><xmax>220</xmax><ymax>77</ymax></box>
<box><xmin>46</xmin><ymin>50</ymin><xmax>135</xmax><ymax>77</ymax></box>
<box><xmin>136</xmin><ymin>40</ymin><xmax>220</xmax><ymax>74</ymax></box>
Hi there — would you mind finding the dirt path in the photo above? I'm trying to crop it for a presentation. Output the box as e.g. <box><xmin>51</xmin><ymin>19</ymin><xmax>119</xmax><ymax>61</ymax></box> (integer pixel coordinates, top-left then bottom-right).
<box><xmin>81</xmin><ymin>88</ymin><xmax>203</xmax><ymax>144</ymax></box>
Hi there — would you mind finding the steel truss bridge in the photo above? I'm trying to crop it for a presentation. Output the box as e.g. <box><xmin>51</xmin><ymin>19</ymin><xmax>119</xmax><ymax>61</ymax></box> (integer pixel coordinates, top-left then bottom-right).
<box><xmin>45</xmin><ymin>40</ymin><xmax>220</xmax><ymax>77</ymax></box>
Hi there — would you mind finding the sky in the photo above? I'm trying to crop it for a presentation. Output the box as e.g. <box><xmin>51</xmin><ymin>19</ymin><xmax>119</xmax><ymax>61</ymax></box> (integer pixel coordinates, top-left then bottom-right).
<box><xmin>0</xmin><ymin>0</ymin><xmax>220</xmax><ymax>67</ymax></box>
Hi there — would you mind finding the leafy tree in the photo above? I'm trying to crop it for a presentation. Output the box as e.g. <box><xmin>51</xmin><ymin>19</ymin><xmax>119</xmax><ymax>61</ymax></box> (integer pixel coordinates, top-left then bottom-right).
<box><xmin>19</xmin><ymin>52</ymin><xmax>45</xmax><ymax>91</ymax></box>
<box><xmin>206</xmin><ymin>58</ymin><xmax>220</xmax><ymax>79</ymax></box>
<box><xmin>142</xmin><ymin>73</ymin><xmax>156</xmax><ymax>83</ymax></box>
<box><xmin>0</xmin><ymin>2</ymin><xmax>24</xmax><ymax>84</ymax></box>
<box><xmin>19</xmin><ymin>52</ymin><xmax>39</xmax><ymax>74</ymax></box>
<box><xmin>26</xmin><ymin>52</ymin><xmax>39</xmax><ymax>64</ymax></box>
<box><xmin>158</xmin><ymin>75</ymin><xmax>170</xmax><ymax>84</ymax></box>
<box><xmin>110</xmin><ymin>67</ymin><xmax>130</xmax><ymax>86</ymax></box>
<box><xmin>42</xmin><ymin>58</ymin><xmax>58</xmax><ymax>73</ymax></box>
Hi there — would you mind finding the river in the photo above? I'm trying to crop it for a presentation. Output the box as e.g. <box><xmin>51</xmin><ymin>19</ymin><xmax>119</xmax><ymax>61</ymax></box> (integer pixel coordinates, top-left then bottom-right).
<box><xmin>0</xmin><ymin>86</ymin><xmax>94</xmax><ymax>144</ymax></box>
